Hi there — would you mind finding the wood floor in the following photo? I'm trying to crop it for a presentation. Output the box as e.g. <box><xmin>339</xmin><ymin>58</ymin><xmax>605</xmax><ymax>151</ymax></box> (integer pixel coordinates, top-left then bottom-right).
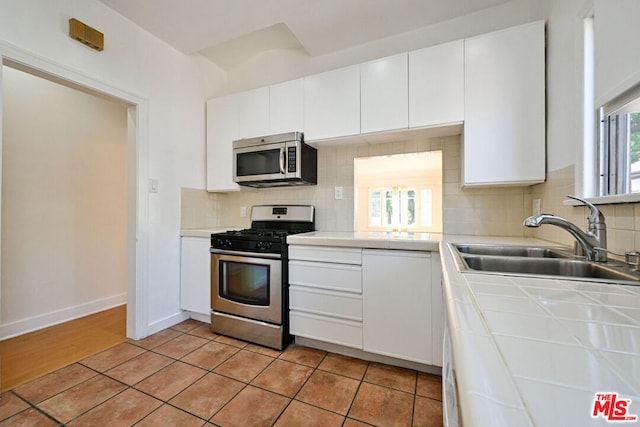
<box><xmin>0</xmin><ymin>305</ymin><xmax>126</xmax><ymax>392</ymax></box>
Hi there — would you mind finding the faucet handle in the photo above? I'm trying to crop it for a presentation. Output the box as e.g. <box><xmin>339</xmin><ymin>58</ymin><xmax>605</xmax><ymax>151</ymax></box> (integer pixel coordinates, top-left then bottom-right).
<box><xmin>567</xmin><ymin>195</ymin><xmax>605</xmax><ymax>224</ymax></box>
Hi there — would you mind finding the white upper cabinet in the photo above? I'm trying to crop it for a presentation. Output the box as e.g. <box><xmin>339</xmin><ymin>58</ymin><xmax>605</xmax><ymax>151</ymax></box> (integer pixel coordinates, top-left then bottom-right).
<box><xmin>463</xmin><ymin>21</ymin><xmax>545</xmax><ymax>186</ymax></box>
<box><xmin>409</xmin><ymin>40</ymin><xmax>464</xmax><ymax>128</ymax></box>
<box><xmin>361</xmin><ymin>53</ymin><xmax>409</xmax><ymax>134</ymax></box>
<box><xmin>303</xmin><ymin>65</ymin><xmax>361</xmax><ymax>141</ymax></box>
<box><xmin>270</xmin><ymin>78</ymin><xmax>304</xmax><ymax>135</ymax></box>
<box><xmin>206</xmin><ymin>95</ymin><xmax>240</xmax><ymax>192</ymax></box>
<box><xmin>236</xmin><ymin>86</ymin><xmax>270</xmax><ymax>139</ymax></box>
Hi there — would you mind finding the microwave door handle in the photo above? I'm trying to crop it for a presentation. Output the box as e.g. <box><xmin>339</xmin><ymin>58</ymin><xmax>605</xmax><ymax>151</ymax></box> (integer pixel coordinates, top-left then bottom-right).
<box><xmin>279</xmin><ymin>147</ymin><xmax>286</xmax><ymax>175</ymax></box>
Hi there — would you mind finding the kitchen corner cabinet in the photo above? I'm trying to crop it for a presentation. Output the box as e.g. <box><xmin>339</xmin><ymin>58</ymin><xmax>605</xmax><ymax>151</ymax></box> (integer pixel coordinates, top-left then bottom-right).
<box><xmin>362</xmin><ymin>250</ymin><xmax>433</xmax><ymax>364</ymax></box>
<box><xmin>206</xmin><ymin>95</ymin><xmax>240</xmax><ymax>192</ymax></box>
<box><xmin>463</xmin><ymin>20</ymin><xmax>545</xmax><ymax>186</ymax></box>
<box><xmin>409</xmin><ymin>40</ymin><xmax>464</xmax><ymax>128</ymax></box>
<box><xmin>180</xmin><ymin>236</ymin><xmax>211</xmax><ymax>316</ymax></box>
<box><xmin>303</xmin><ymin>65</ymin><xmax>361</xmax><ymax>141</ymax></box>
<box><xmin>361</xmin><ymin>53</ymin><xmax>409</xmax><ymax>134</ymax></box>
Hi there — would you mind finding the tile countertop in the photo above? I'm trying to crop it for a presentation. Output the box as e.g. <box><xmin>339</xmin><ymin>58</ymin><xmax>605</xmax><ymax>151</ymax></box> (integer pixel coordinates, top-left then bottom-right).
<box><xmin>440</xmin><ymin>240</ymin><xmax>640</xmax><ymax>427</ymax></box>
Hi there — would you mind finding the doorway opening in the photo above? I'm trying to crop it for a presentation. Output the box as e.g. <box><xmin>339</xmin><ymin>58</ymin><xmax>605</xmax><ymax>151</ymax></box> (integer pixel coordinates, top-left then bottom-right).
<box><xmin>0</xmin><ymin>53</ymin><xmax>148</xmax><ymax>390</ymax></box>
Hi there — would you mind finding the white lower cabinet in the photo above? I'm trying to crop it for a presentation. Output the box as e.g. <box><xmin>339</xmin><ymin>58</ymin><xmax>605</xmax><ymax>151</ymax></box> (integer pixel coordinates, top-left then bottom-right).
<box><xmin>288</xmin><ymin>245</ymin><xmax>443</xmax><ymax>366</ymax></box>
<box><xmin>180</xmin><ymin>237</ymin><xmax>211</xmax><ymax>316</ymax></box>
<box><xmin>289</xmin><ymin>245</ymin><xmax>363</xmax><ymax>349</ymax></box>
<box><xmin>362</xmin><ymin>250</ymin><xmax>432</xmax><ymax>364</ymax></box>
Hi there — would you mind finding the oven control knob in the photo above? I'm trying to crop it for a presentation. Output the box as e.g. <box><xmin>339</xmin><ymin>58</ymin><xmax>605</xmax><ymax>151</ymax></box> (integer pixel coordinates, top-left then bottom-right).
<box><xmin>265</xmin><ymin>242</ymin><xmax>273</xmax><ymax>250</ymax></box>
<box><xmin>256</xmin><ymin>241</ymin><xmax>264</xmax><ymax>249</ymax></box>
<box><xmin>225</xmin><ymin>240</ymin><xmax>232</xmax><ymax>248</ymax></box>
<box><xmin>215</xmin><ymin>239</ymin><xmax>224</xmax><ymax>247</ymax></box>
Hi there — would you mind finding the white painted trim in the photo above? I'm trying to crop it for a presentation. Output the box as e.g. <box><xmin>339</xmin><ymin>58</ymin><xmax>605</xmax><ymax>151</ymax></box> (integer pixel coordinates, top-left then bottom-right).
<box><xmin>0</xmin><ymin>40</ymin><xmax>149</xmax><ymax>340</ymax></box>
<box><xmin>147</xmin><ymin>311</ymin><xmax>190</xmax><ymax>336</ymax></box>
<box><xmin>187</xmin><ymin>311</ymin><xmax>211</xmax><ymax>324</ymax></box>
<box><xmin>0</xmin><ymin>294</ymin><xmax>127</xmax><ymax>340</ymax></box>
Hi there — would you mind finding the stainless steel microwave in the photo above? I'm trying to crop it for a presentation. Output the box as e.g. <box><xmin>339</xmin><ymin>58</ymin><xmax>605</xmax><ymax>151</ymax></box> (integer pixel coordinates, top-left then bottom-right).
<box><xmin>232</xmin><ymin>132</ymin><xmax>317</xmax><ymax>187</ymax></box>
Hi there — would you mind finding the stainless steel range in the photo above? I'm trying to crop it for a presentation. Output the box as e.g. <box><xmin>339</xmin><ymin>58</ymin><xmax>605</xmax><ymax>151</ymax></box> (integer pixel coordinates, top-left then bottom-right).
<box><xmin>210</xmin><ymin>205</ymin><xmax>314</xmax><ymax>350</ymax></box>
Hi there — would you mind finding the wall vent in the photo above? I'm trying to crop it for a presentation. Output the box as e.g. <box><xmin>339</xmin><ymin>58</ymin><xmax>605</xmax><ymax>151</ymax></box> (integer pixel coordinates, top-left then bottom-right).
<box><xmin>69</xmin><ymin>18</ymin><xmax>104</xmax><ymax>52</ymax></box>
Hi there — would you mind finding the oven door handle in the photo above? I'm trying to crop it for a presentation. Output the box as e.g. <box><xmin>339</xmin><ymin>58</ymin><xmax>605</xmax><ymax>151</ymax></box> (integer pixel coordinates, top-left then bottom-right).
<box><xmin>210</xmin><ymin>248</ymin><xmax>282</xmax><ymax>260</ymax></box>
<box><xmin>279</xmin><ymin>147</ymin><xmax>286</xmax><ymax>175</ymax></box>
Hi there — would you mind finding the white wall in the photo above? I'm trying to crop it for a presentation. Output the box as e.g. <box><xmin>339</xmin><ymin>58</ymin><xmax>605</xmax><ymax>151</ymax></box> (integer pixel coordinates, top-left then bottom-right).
<box><xmin>0</xmin><ymin>0</ymin><xmax>226</xmax><ymax>335</ymax></box>
<box><xmin>223</xmin><ymin>0</ymin><xmax>537</xmax><ymax>94</ymax></box>
<box><xmin>1</xmin><ymin>66</ymin><xmax>128</xmax><ymax>337</ymax></box>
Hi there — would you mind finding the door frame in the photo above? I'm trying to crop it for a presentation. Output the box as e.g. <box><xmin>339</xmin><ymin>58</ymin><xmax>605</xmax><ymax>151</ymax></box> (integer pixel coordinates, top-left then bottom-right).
<box><xmin>0</xmin><ymin>41</ymin><xmax>149</xmax><ymax>339</ymax></box>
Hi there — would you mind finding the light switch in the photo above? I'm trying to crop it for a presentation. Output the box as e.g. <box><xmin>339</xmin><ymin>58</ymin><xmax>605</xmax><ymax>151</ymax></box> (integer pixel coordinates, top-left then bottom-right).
<box><xmin>335</xmin><ymin>186</ymin><xmax>344</xmax><ymax>200</ymax></box>
<box><xmin>149</xmin><ymin>178</ymin><xmax>159</xmax><ymax>193</ymax></box>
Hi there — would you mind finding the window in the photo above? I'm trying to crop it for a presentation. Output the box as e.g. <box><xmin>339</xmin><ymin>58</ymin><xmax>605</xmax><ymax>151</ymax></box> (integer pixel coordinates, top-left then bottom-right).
<box><xmin>597</xmin><ymin>85</ymin><xmax>640</xmax><ymax>195</ymax></box>
<box><xmin>354</xmin><ymin>151</ymin><xmax>442</xmax><ymax>232</ymax></box>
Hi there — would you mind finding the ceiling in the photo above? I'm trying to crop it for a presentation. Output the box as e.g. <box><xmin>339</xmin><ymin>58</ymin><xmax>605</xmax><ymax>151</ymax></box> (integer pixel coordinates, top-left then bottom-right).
<box><xmin>98</xmin><ymin>0</ymin><xmax>513</xmax><ymax>69</ymax></box>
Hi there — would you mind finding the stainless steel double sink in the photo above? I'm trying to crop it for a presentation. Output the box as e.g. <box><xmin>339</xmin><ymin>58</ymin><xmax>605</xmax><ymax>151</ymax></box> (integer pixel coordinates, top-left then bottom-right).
<box><xmin>451</xmin><ymin>244</ymin><xmax>640</xmax><ymax>285</ymax></box>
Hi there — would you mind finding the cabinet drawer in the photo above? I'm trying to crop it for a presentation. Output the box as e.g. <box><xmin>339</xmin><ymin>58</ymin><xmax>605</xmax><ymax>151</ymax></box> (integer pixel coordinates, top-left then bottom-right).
<box><xmin>289</xmin><ymin>245</ymin><xmax>362</xmax><ymax>264</ymax></box>
<box><xmin>289</xmin><ymin>260</ymin><xmax>362</xmax><ymax>293</ymax></box>
<box><xmin>290</xmin><ymin>311</ymin><xmax>362</xmax><ymax>349</ymax></box>
<box><xmin>290</xmin><ymin>286</ymin><xmax>362</xmax><ymax>321</ymax></box>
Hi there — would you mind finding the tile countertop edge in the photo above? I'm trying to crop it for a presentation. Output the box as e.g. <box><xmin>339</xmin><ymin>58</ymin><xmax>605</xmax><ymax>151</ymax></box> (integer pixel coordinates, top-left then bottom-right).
<box><xmin>439</xmin><ymin>239</ymin><xmax>640</xmax><ymax>427</ymax></box>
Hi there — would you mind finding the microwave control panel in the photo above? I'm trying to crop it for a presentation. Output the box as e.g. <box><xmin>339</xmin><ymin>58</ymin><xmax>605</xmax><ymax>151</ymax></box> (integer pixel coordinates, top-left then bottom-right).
<box><xmin>287</xmin><ymin>147</ymin><xmax>297</xmax><ymax>173</ymax></box>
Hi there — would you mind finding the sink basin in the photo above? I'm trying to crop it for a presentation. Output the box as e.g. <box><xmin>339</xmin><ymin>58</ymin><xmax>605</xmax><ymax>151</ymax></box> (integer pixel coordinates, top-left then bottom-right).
<box><xmin>451</xmin><ymin>244</ymin><xmax>640</xmax><ymax>285</ymax></box>
<box><xmin>454</xmin><ymin>244</ymin><xmax>572</xmax><ymax>258</ymax></box>
<box><xmin>461</xmin><ymin>255</ymin><xmax>640</xmax><ymax>282</ymax></box>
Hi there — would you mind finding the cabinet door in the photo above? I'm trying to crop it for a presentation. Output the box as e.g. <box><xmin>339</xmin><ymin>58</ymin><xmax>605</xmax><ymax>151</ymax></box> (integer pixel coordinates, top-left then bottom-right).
<box><xmin>463</xmin><ymin>21</ymin><xmax>545</xmax><ymax>186</ymax></box>
<box><xmin>362</xmin><ymin>249</ymin><xmax>432</xmax><ymax>364</ymax></box>
<box><xmin>270</xmin><ymin>79</ymin><xmax>304</xmax><ymax>135</ymax></box>
<box><xmin>180</xmin><ymin>237</ymin><xmax>211</xmax><ymax>315</ymax></box>
<box><xmin>409</xmin><ymin>40</ymin><xmax>464</xmax><ymax>128</ymax></box>
<box><xmin>303</xmin><ymin>65</ymin><xmax>360</xmax><ymax>141</ymax></box>
<box><xmin>236</xmin><ymin>86</ymin><xmax>270</xmax><ymax>139</ymax></box>
<box><xmin>361</xmin><ymin>53</ymin><xmax>408</xmax><ymax>133</ymax></box>
<box><xmin>206</xmin><ymin>95</ymin><xmax>240</xmax><ymax>192</ymax></box>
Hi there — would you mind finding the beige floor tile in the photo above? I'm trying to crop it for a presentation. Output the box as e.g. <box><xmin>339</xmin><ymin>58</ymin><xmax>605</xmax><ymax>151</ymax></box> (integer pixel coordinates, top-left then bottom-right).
<box><xmin>211</xmin><ymin>386</ymin><xmax>289</xmax><ymax>427</ymax></box>
<box><xmin>349</xmin><ymin>382</ymin><xmax>414</xmax><ymax>427</ymax></box>
<box><xmin>180</xmin><ymin>341</ymin><xmax>239</xmax><ymax>370</ymax></box>
<box><xmin>0</xmin><ymin>392</ymin><xmax>29</xmax><ymax>421</ymax></box>
<box><xmin>169</xmin><ymin>373</ymin><xmax>244</xmax><ymax>420</ymax></box>
<box><xmin>153</xmin><ymin>333</ymin><xmax>208</xmax><ymax>359</ymax></box>
<box><xmin>136</xmin><ymin>404</ymin><xmax>205</xmax><ymax>427</ymax></box>
<box><xmin>37</xmin><ymin>375</ymin><xmax>126</xmax><ymax>423</ymax></box>
<box><xmin>295</xmin><ymin>370</ymin><xmax>359</xmax><ymax>415</ymax></box>
<box><xmin>274</xmin><ymin>400</ymin><xmax>344</xmax><ymax>427</ymax></box>
<box><xmin>13</xmin><ymin>364</ymin><xmax>96</xmax><ymax>404</ymax></box>
<box><xmin>214</xmin><ymin>350</ymin><xmax>274</xmax><ymax>383</ymax></box>
<box><xmin>104</xmin><ymin>351</ymin><xmax>173</xmax><ymax>385</ymax></box>
<box><xmin>66</xmin><ymin>388</ymin><xmax>161</xmax><ymax>426</ymax></box>
<box><xmin>171</xmin><ymin>319</ymin><xmax>206</xmax><ymax>333</ymax></box>
<box><xmin>413</xmin><ymin>395</ymin><xmax>444</xmax><ymax>427</ymax></box>
<box><xmin>318</xmin><ymin>353</ymin><xmax>369</xmax><ymax>380</ymax></box>
<box><xmin>129</xmin><ymin>328</ymin><xmax>181</xmax><ymax>350</ymax></box>
<box><xmin>416</xmin><ymin>373</ymin><xmax>443</xmax><ymax>401</ymax></box>
<box><xmin>251</xmin><ymin>359</ymin><xmax>313</xmax><ymax>397</ymax></box>
<box><xmin>134</xmin><ymin>361</ymin><xmax>207</xmax><ymax>401</ymax></box>
<box><xmin>0</xmin><ymin>407</ymin><xmax>58</xmax><ymax>426</ymax></box>
<box><xmin>279</xmin><ymin>345</ymin><xmax>326</xmax><ymax>368</ymax></box>
<box><xmin>364</xmin><ymin>362</ymin><xmax>417</xmax><ymax>394</ymax></box>
<box><xmin>80</xmin><ymin>342</ymin><xmax>145</xmax><ymax>372</ymax></box>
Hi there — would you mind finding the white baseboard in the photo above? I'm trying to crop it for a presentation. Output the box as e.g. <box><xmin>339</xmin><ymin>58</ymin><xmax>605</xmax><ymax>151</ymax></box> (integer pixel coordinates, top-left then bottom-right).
<box><xmin>187</xmin><ymin>311</ymin><xmax>211</xmax><ymax>324</ymax></box>
<box><xmin>146</xmin><ymin>311</ymin><xmax>190</xmax><ymax>336</ymax></box>
<box><xmin>0</xmin><ymin>293</ymin><xmax>127</xmax><ymax>340</ymax></box>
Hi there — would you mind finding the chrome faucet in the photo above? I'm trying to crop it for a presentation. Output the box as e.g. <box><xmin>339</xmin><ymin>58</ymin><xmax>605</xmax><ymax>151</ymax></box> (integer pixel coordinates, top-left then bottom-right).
<box><xmin>523</xmin><ymin>195</ymin><xmax>608</xmax><ymax>262</ymax></box>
